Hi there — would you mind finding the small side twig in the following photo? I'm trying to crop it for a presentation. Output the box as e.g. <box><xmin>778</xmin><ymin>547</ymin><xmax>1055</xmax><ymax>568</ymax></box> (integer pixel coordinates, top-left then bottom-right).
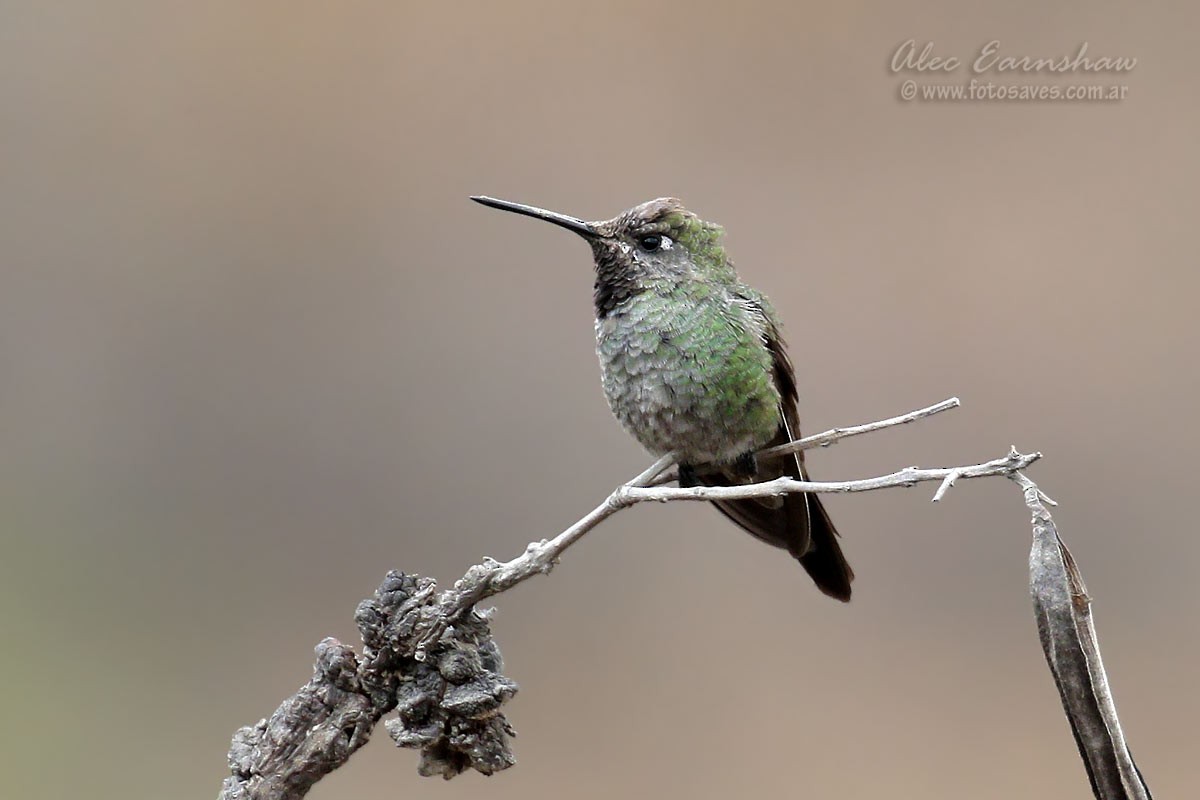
<box><xmin>758</xmin><ymin>396</ymin><xmax>961</xmax><ymax>461</ymax></box>
<box><xmin>650</xmin><ymin>396</ymin><xmax>961</xmax><ymax>486</ymax></box>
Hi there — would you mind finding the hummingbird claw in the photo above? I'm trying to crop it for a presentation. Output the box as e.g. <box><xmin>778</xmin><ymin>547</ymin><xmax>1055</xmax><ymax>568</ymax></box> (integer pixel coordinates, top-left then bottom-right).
<box><xmin>678</xmin><ymin>463</ymin><xmax>700</xmax><ymax>488</ymax></box>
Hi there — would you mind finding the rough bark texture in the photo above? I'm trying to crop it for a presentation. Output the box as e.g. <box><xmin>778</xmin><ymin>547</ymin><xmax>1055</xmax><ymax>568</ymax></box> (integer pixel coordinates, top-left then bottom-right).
<box><xmin>221</xmin><ymin>572</ymin><xmax>517</xmax><ymax>800</ymax></box>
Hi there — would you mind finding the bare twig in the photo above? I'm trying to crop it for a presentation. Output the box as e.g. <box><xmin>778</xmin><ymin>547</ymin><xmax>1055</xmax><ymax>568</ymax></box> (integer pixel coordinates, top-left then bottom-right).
<box><xmin>932</xmin><ymin>467</ymin><xmax>966</xmax><ymax>502</ymax></box>
<box><xmin>422</xmin><ymin>447</ymin><xmax>1039</xmax><ymax>655</ymax></box>
<box><xmin>220</xmin><ymin>398</ymin><xmax>1053</xmax><ymax>799</ymax></box>
<box><xmin>623</xmin><ymin>447</ymin><xmax>1036</xmax><ymax>506</ymax></box>
<box><xmin>758</xmin><ymin>396</ymin><xmax>961</xmax><ymax>461</ymax></box>
<box><xmin>650</xmin><ymin>396</ymin><xmax>961</xmax><ymax>486</ymax></box>
<box><xmin>1016</xmin><ymin>472</ymin><xmax>1152</xmax><ymax>800</ymax></box>
<box><xmin>423</xmin><ymin>412</ymin><xmax>1020</xmax><ymax>655</ymax></box>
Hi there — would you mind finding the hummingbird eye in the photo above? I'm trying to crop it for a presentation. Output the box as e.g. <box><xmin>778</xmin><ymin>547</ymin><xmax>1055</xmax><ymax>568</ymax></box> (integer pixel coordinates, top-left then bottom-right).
<box><xmin>638</xmin><ymin>233</ymin><xmax>669</xmax><ymax>252</ymax></box>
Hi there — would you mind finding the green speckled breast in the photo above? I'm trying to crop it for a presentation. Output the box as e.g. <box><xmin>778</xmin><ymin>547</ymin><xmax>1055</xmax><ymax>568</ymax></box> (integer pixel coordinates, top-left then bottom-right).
<box><xmin>594</xmin><ymin>287</ymin><xmax>781</xmax><ymax>463</ymax></box>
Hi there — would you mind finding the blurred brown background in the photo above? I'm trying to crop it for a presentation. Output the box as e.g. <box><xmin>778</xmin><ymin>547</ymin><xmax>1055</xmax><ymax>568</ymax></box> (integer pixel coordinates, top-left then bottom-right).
<box><xmin>1</xmin><ymin>2</ymin><xmax>1196</xmax><ymax>798</ymax></box>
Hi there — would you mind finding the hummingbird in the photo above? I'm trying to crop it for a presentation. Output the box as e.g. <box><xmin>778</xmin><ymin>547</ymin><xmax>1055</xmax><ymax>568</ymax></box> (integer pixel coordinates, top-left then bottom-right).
<box><xmin>472</xmin><ymin>195</ymin><xmax>854</xmax><ymax>601</ymax></box>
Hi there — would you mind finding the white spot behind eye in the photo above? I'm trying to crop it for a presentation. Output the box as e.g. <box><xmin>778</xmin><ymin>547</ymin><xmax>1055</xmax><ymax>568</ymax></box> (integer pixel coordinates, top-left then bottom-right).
<box><xmin>659</xmin><ymin>236</ymin><xmax>674</xmax><ymax>251</ymax></box>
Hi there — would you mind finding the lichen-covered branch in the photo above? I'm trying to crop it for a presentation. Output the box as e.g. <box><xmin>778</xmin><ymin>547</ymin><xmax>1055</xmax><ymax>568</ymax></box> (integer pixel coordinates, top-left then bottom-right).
<box><xmin>221</xmin><ymin>573</ymin><xmax>518</xmax><ymax>800</ymax></box>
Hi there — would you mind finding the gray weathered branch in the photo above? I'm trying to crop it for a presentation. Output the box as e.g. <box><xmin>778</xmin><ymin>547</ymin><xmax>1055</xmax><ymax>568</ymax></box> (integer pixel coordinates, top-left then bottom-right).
<box><xmin>220</xmin><ymin>396</ymin><xmax>1151</xmax><ymax>800</ymax></box>
<box><xmin>423</xmin><ymin>399</ymin><xmax>1021</xmax><ymax>651</ymax></box>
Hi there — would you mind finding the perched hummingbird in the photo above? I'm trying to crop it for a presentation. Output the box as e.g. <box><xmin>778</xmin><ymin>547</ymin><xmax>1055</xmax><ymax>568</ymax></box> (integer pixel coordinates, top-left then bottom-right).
<box><xmin>472</xmin><ymin>196</ymin><xmax>854</xmax><ymax>601</ymax></box>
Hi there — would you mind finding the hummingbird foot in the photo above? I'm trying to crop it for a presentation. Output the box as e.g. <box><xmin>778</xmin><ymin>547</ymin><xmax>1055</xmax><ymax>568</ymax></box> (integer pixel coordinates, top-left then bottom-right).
<box><xmin>732</xmin><ymin>451</ymin><xmax>759</xmax><ymax>479</ymax></box>
<box><xmin>679</xmin><ymin>453</ymin><xmax>756</xmax><ymax>487</ymax></box>
<box><xmin>678</xmin><ymin>463</ymin><xmax>700</xmax><ymax>488</ymax></box>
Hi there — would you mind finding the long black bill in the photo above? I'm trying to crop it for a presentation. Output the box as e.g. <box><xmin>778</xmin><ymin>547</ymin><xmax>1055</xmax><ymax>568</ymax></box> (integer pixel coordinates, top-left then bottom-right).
<box><xmin>471</xmin><ymin>196</ymin><xmax>596</xmax><ymax>238</ymax></box>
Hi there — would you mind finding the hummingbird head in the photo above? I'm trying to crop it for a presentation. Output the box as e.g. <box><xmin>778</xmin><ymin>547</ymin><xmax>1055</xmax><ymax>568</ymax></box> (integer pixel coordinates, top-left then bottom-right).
<box><xmin>471</xmin><ymin>196</ymin><xmax>733</xmax><ymax>317</ymax></box>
